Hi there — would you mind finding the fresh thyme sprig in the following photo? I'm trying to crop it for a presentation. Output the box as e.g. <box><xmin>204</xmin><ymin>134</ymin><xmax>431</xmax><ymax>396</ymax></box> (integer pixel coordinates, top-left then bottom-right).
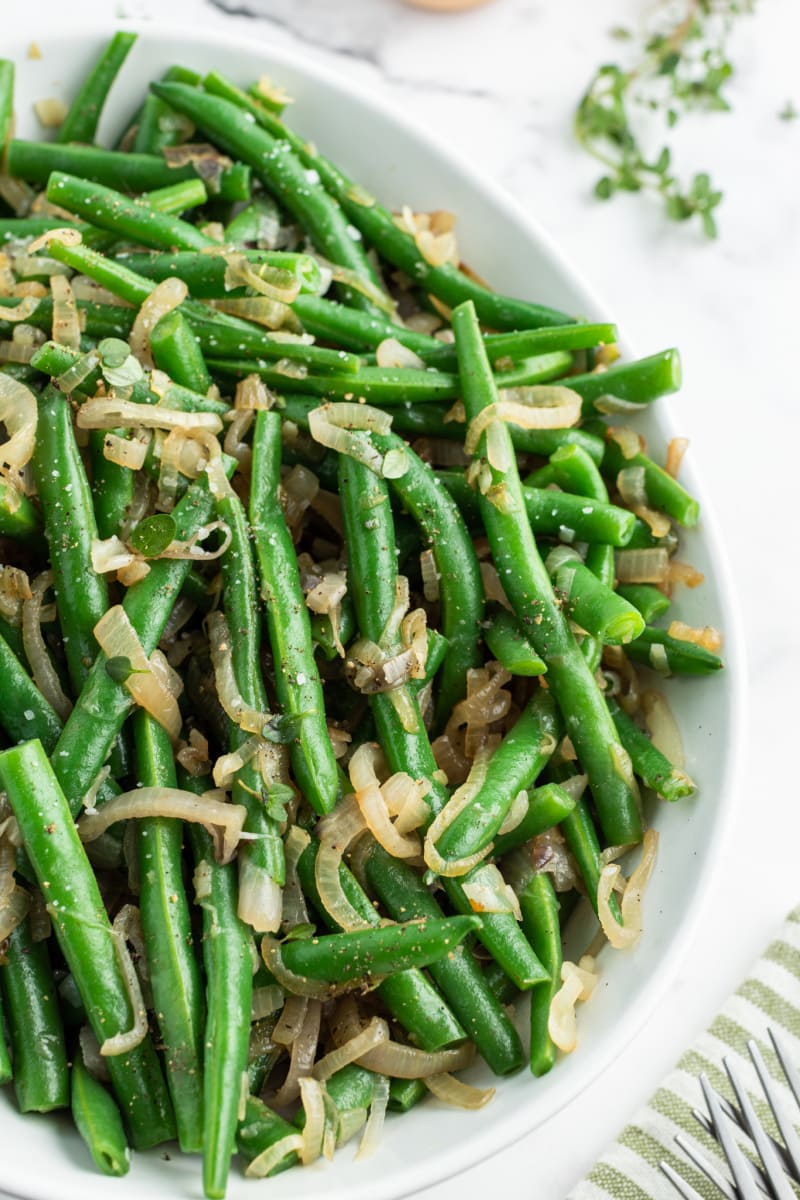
<box><xmin>575</xmin><ymin>1</ymin><xmax>754</xmax><ymax>238</ymax></box>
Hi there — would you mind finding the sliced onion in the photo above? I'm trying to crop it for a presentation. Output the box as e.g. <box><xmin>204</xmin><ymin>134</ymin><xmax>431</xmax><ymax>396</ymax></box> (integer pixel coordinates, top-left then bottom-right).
<box><xmin>313</xmin><ymin>1016</ymin><xmax>389</xmax><ymax>1081</ymax></box>
<box><xmin>632</xmin><ymin>503</ymin><xmax>672</xmax><ymax>539</ymax></box>
<box><xmin>665</xmin><ymin>437</ymin><xmax>689</xmax><ymax>478</ymax></box>
<box><xmin>666</xmin><ymin>620</ymin><xmax>722</xmax><ymax>653</ymax></box>
<box><xmin>252</xmin><ymin>985</ymin><xmax>285</xmax><ymax>1021</ymax></box>
<box><xmin>244</xmin><ymin>1133</ymin><xmax>304</xmax><ymax>1179</ymax></box>
<box><xmin>358</xmin><ymin>1039</ymin><xmax>474</xmax><ymax>1079</ymax></box>
<box><xmin>176</xmin><ymin>729</ymin><xmax>211</xmax><ymax>778</ymax></box>
<box><xmin>532</xmin><ymin>825</ymin><xmax>579</xmax><ymax>892</ymax></box>
<box><xmin>314</xmin><ymin>796</ymin><xmax>369</xmax><ymax>933</ymax></box>
<box><xmin>462</xmin><ymin>863</ymin><xmax>522</xmax><ymax>918</ymax></box>
<box><xmin>77</xmin><ymin>396</ymin><xmax>221</xmax><ymax>435</ymax></box>
<box><xmin>129</xmin><ymin>277</ymin><xmax>188</xmax><ymax>367</ymax></box>
<box><xmin>94</xmin><ymin>606</ymin><xmax>182</xmax><ymax>741</ymax></box>
<box><xmin>597</xmin><ymin>829</ymin><xmax>658</xmax><ymax>950</ymax></box>
<box><xmin>496</xmin><ymin>790</ymin><xmax>528</xmax><ymax>838</ymax></box>
<box><xmin>548</xmin><ymin>958</ymin><xmax>599</xmax><ymax>1052</ymax></box>
<box><xmin>271</xmin><ymin>997</ymin><xmax>321</xmax><ymax>1107</ymax></box>
<box><xmin>100</xmin><ymin>921</ymin><xmax>148</xmax><ymax>1057</ymax></box>
<box><xmin>33</xmin><ymin>96</ymin><xmax>67</xmax><ymax>127</ymax></box>
<box><xmin>308</xmin><ymin>402</ymin><xmax>393</xmax><ymax>476</ymax></box>
<box><xmin>27</xmin><ymin>226</ymin><xmax>82</xmax><ymax>255</ymax></box>
<box><xmin>273</xmin><ymin>995</ymin><xmax>308</xmax><ymax>1047</ymax></box>
<box><xmin>81</xmin><ymin>765</ymin><xmax>111</xmax><ymax>817</ymax></box>
<box><xmin>235</xmin><ymin>374</ymin><xmax>275</xmax><ymax>411</ymax></box>
<box><xmin>0</xmin><ymin>838</ymin><xmax>15</xmax><ymax>913</ymax></box>
<box><xmin>164</xmin><ymin>145</ymin><xmax>232</xmax><ymax>195</ymax></box>
<box><xmin>0</xmin><ymin>885</ymin><xmax>30</xmax><ymax>943</ymax></box>
<box><xmin>304</xmin><ymin>569</ymin><xmax>347</xmax><ymax>656</ymax></box>
<box><xmin>641</xmin><ymin>690</ymin><xmax>686</xmax><ymax>768</ymax></box>
<box><xmin>212</xmin><ymin>736</ymin><xmax>261</xmax><ymax>788</ymax></box>
<box><xmin>349</xmin><ymin>743</ymin><xmax>421</xmax><ymax>859</ymax></box>
<box><xmin>222</xmin><ymin>252</ymin><xmax>301</xmax><ymax>304</ymax></box>
<box><xmin>666</xmin><ymin>559</ymin><xmax>705</xmax><ymax>588</ymax></box>
<box><xmin>102</xmin><ymin>432</ymin><xmax>149</xmax><ymax>471</ymax></box>
<box><xmin>239</xmin><ymin>858</ymin><xmax>282</xmax><ymax>934</ymax></box>
<box><xmin>210</xmin><ymin>295</ymin><xmax>301</xmax><ymax>332</ymax></box>
<box><xmin>22</xmin><ymin>571</ymin><xmax>72</xmax><ymax>721</ymax></box>
<box><xmin>91</xmin><ymin>535</ymin><xmax>136</xmax><ymax>575</ymax></box>
<box><xmin>50</xmin><ymin>273</ymin><xmax>80</xmax><ymax>349</ymax></box>
<box><xmin>356</xmin><ymin>1073</ymin><xmax>390</xmax><ymax>1160</ymax></box>
<box><xmin>0</xmin><ymin>374</ymin><xmax>37</xmax><ymax>469</ymax></box>
<box><xmin>614</xmin><ymin>548</ymin><xmax>669</xmax><ymax>584</ymax></box>
<box><xmin>282</xmin><ymin>464</ymin><xmax>319</xmax><ymax>540</ymax></box>
<box><xmin>496</xmin><ymin>386</ymin><xmax>582</xmax><ymax>430</ymax></box>
<box><xmin>376</xmin><ymin>338</ymin><xmax>424</xmax><ymax>369</ymax></box>
<box><xmin>161</xmin><ymin>521</ymin><xmax>232</xmax><ymax>563</ymax></box>
<box><xmin>206</xmin><ymin>610</ymin><xmax>272</xmax><ymax>736</ymax></box>
<box><xmin>0</xmin><ymin>295</ymin><xmax>40</xmax><ymax>323</ymax></box>
<box><xmin>416</xmin><ymin>227</ymin><xmax>459</xmax><ymax>268</ymax></box>
<box><xmin>425</xmin><ymin>1073</ymin><xmax>495</xmax><ymax>1110</ymax></box>
<box><xmin>70</xmin><ymin>275</ymin><xmax>133</xmax><ymax>307</ymax></box>
<box><xmin>78</xmin><ymin>787</ymin><xmax>247</xmax><ymax>866</ymax></box>
<box><xmin>223</xmin><ymin>407</ymin><xmax>254</xmax><ymax>470</ymax></box>
<box><xmin>608</xmin><ymin>425</ymin><xmax>642</xmax><ymax>459</ymax></box>
<box><xmin>298</xmin><ymin>1076</ymin><xmax>327</xmax><ymax>1165</ymax></box>
<box><xmin>616</xmin><ymin>465</ymin><xmax>647</xmax><ymax>508</ymax></box>
<box><xmin>282</xmin><ymin>825</ymin><xmax>311</xmax><ymax>932</ymax></box>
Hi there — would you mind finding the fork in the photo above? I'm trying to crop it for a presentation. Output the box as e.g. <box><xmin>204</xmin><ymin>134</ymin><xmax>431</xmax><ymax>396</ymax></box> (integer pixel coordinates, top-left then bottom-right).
<box><xmin>660</xmin><ymin>1028</ymin><xmax>800</xmax><ymax>1200</ymax></box>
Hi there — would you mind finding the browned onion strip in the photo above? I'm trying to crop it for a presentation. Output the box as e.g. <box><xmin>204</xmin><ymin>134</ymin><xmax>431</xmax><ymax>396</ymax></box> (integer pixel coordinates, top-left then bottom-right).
<box><xmin>608</xmin><ymin>425</ymin><xmax>642</xmax><ymax>459</ymax></box>
<box><xmin>206</xmin><ymin>611</ymin><xmax>272</xmax><ymax>737</ymax></box>
<box><xmin>77</xmin><ymin>787</ymin><xmax>248</xmax><ymax>866</ymax></box>
<box><xmin>597</xmin><ymin>829</ymin><xmax>659</xmax><ymax>950</ymax></box>
<box><xmin>0</xmin><ymin>295</ymin><xmax>40</xmax><ymax>323</ymax></box>
<box><xmin>273</xmin><ymin>995</ymin><xmax>308</xmax><ymax>1047</ymax></box>
<box><xmin>100</xmin><ymin>915</ymin><xmax>149</xmax><ymax>1057</ymax></box>
<box><xmin>349</xmin><ymin>744</ymin><xmax>421</xmax><ymax>860</ymax></box>
<box><xmin>666</xmin><ymin>620</ymin><xmax>722</xmax><ymax>653</ymax></box>
<box><xmin>461</xmin><ymin>863</ymin><xmax>521</xmax><ymax>918</ymax></box>
<box><xmin>222</xmin><ymin>252</ymin><xmax>300</xmax><ymax>304</ymax></box>
<box><xmin>298</xmin><ymin>1077</ymin><xmax>327</xmax><ymax>1165</ymax></box>
<box><xmin>665</xmin><ymin>436</ymin><xmax>689</xmax><ymax>478</ymax></box>
<box><xmin>423</xmin><ymin>750</ymin><xmax>492</xmax><ymax>877</ymax></box>
<box><xmin>614</xmin><ymin>548</ymin><xmax>669</xmax><ymax>584</ymax></box>
<box><xmin>77</xmin><ymin>396</ymin><xmax>222</xmax><ymax>435</ymax></box>
<box><xmin>27</xmin><ymin>226</ymin><xmax>82</xmax><ymax>255</ymax></box>
<box><xmin>314</xmin><ymin>795</ymin><xmax>369</xmax><ymax>933</ymax></box>
<box><xmin>22</xmin><ymin>571</ymin><xmax>72</xmax><ymax>721</ymax></box>
<box><xmin>129</xmin><ymin>277</ymin><xmax>187</xmax><ymax>367</ymax></box>
<box><xmin>94</xmin><ymin>606</ymin><xmax>182</xmax><ymax>741</ymax></box>
<box><xmin>424</xmin><ymin>1073</ymin><xmax>495</xmax><ymax>1110</ymax></box>
<box><xmin>358</xmin><ymin>1039</ymin><xmax>474</xmax><ymax>1079</ymax></box>
<box><xmin>313</xmin><ymin>1017</ymin><xmax>389</xmax><ymax>1081</ymax></box>
<box><xmin>0</xmin><ymin>884</ymin><xmax>30</xmax><ymax>943</ymax></box>
<box><xmin>50</xmin><ymin>273</ymin><xmax>80</xmax><ymax>349</ymax></box>
<box><xmin>102</xmin><ymin>432</ymin><xmax>149</xmax><ymax>471</ymax></box>
<box><xmin>270</xmin><ymin>998</ymin><xmax>321</xmax><ymax>1108</ymax></box>
<box><xmin>548</xmin><ymin>957</ymin><xmax>599</xmax><ymax>1052</ymax></box>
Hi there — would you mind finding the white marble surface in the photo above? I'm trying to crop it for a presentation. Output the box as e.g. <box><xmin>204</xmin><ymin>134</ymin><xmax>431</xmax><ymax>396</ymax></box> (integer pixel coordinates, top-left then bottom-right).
<box><xmin>7</xmin><ymin>0</ymin><xmax>800</xmax><ymax>1196</ymax></box>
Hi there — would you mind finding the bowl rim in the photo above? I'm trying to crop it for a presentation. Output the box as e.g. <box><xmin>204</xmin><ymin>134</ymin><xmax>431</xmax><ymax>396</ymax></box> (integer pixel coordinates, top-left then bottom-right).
<box><xmin>2</xmin><ymin>17</ymin><xmax>748</xmax><ymax>1200</ymax></box>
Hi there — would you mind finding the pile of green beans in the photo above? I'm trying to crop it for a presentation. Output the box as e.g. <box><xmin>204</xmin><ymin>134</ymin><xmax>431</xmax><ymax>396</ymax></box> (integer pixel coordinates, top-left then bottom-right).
<box><xmin>0</xmin><ymin>33</ymin><xmax>722</xmax><ymax>1199</ymax></box>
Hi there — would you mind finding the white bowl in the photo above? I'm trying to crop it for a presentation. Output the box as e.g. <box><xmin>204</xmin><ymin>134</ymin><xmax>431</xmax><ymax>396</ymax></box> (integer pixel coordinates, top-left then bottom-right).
<box><xmin>3</xmin><ymin>22</ymin><xmax>746</xmax><ymax>1200</ymax></box>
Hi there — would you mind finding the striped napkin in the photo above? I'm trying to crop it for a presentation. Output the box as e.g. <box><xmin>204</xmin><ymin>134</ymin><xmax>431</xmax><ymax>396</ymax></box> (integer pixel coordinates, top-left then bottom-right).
<box><xmin>568</xmin><ymin>907</ymin><xmax>800</xmax><ymax>1200</ymax></box>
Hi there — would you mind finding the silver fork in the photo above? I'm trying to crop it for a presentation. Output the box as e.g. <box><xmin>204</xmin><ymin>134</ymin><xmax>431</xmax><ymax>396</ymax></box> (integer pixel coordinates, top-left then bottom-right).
<box><xmin>660</xmin><ymin>1028</ymin><xmax>800</xmax><ymax>1200</ymax></box>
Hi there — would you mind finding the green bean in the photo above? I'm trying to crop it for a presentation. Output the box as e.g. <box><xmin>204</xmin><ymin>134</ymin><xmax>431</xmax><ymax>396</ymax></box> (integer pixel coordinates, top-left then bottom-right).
<box><xmin>0</xmin><ymin>59</ymin><xmax>14</xmax><ymax>149</ymax></box>
<box><xmin>0</xmin><ymin>739</ymin><xmax>176</xmax><ymax>1148</ymax></box>
<box><xmin>117</xmin><ymin>248</ymin><xmax>323</xmax><ymax>298</ymax></box>
<box><xmin>209</xmin><ymin>351</ymin><xmax>572</xmax><ymax>402</ymax></box>
<box><xmin>560</xmin><ymin>797</ymin><xmax>607</xmax><ymax>917</ymax></box>
<box><xmin>275</xmin><ymin>915</ymin><xmax>480</xmax><ymax>984</ymax></box>
<box><xmin>133</xmin><ymin>65</ymin><xmax>202</xmax><ymax>155</ymax></box>
<box><xmin>292</xmin><ymin>293</ymin><xmax>439</xmax><ymax>354</ymax></box>
<box><xmin>246</xmin><ymin>1013</ymin><xmax>281</xmax><ymax>1095</ymax></box>
<box><xmin>491</xmin><ymin>782</ymin><xmax>577</xmax><ymax>858</ymax></box>
<box><xmin>436</xmin><ymin>690</ymin><xmax>560</xmax><ymax>862</ymax></box>
<box><xmin>150</xmin><ymin>83</ymin><xmax>385</xmax><ymax>311</ymax></box>
<box><xmin>415</xmin><ymin>321</ymin><xmax>618</xmax><ymax>371</ymax></box>
<box><xmin>217</xmin><ymin>487</ymin><xmax>286</xmax><ymax>916</ymax></box>
<box><xmin>452</xmin><ymin>299</ymin><xmax>642</xmax><ymax>847</ymax></box>
<box><xmin>89</xmin><ymin>430</ymin><xmax>134</xmax><ymax>539</ymax></box>
<box><xmin>56</xmin><ymin>32</ymin><xmax>137</xmax><ymax>145</ymax></box>
<box><xmin>0</xmin><ymin>996</ymin><xmax>11</xmax><ymax>1086</ymax></box>
<box><xmin>71</xmin><ymin>1052</ymin><xmax>131</xmax><ymax>1177</ymax></box>
<box><xmin>236</xmin><ymin>1095</ymin><xmax>298</xmax><ymax>1176</ymax></box>
<box><xmin>134</xmin><ymin>712</ymin><xmax>204</xmax><ymax>1152</ymax></box>
<box><xmin>150</xmin><ymin>309</ymin><xmax>212</xmax><ymax>394</ymax></box>
<box><xmin>191</xmin><ymin>86</ymin><xmax>573</xmax><ymax>332</ymax></box>
<box><xmin>483</xmin><ymin>960</ymin><xmax>519</xmax><ymax>1006</ymax></box>
<box><xmin>441</xmin><ymin>872</ymin><xmax>549</xmax><ymax>989</ymax></box>
<box><xmin>366</xmin><ymin>428</ymin><xmax>484</xmax><ymax>725</ymax></box>
<box><xmin>511</xmin><ymin>863</ymin><xmax>562</xmax><ymax>1077</ymax></box>
<box><xmin>297</xmin><ymin>840</ymin><xmax>466</xmax><ymax>1051</ymax></box>
<box><xmin>565</xmin><ymin>348</ymin><xmax>682</xmax><ymax>417</ymax></box>
<box><xmin>616</xmin><ymin>583</ymin><xmax>671</xmax><ymax>623</ymax></box>
<box><xmin>598</xmin><ymin>430</ymin><xmax>700</xmax><ymax>526</ymax></box>
<box><xmin>0</xmin><ymin>216</ymin><xmax>65</xmax><ymax>243</ymax></box>
<box><xmin>0</xmin><ymin>633</ymin><xmax>63</xmax><ymax>752</ymax></box>
<box><xmin>483</xmin><ymin>606</ymin><xmax>547</xmax><ymax>676</ymax></box>
<box><xmin>361</xmin><ymin>843</ymin><xmax>524</xmax><ymax>1076</ymax></box>
<box><xmin>7</xmin><ymin>140</ymin><xmax>251</xmax><ymax>200</ymax></box>
<box><xmin>47</xmin><ymin>172</ymin><xmax>214</xmax><ymax>252</ymax></box>
<box><xmin>0</xmin><ymin>294</ymin><xmax>134</xmax><ymax>341</ymax></box>
<box><xmin>548</xmin><ymin>548</ymin><xmax>645</xmax><ymax>645</ymax></box>
<box><xmin>31</xmin><ymin>386</ymin><xmax>109</xmax><ymax>693</ymax></box>
<box><xmin>388</xmin><ymin>1078</ymin><xmax>428</xmax><ymax>1113</ymax></box>
<box><xmin>224</xmin><ymin>194</ymin><xmax>282</xmax><ymax>248</ymax></box>
<box><xmin>49</xmin><ymin>476</ymin><xmax>216</xmax><ymax>816</ymax></box>
<box><xmin>607</xmin><ymin>697</ymin><xmax>695</xmax><ymax>801</ymax></box>
<box><xmin>184</xmin><ymin>785</ymin><xmax>253</xmax><ymax>1200</ymax></box>
<box><xmin>0</xmin><ymin>917</ymin><xmax>69</xmax><ymax>1111</ymax></box>
<box><xmin>624</xmin><ymin>625</ymin><xmax>723</xmax><ymax>675</ymax></box>
<box><xmin>250</xmin><ymin>411</ymin><xmax>339</xmax><ymax>815</ymax></box>
<box><xmin>311</xmin><ymin>591</ymin><xmax>356</xmax><ymax>661</ymax></box>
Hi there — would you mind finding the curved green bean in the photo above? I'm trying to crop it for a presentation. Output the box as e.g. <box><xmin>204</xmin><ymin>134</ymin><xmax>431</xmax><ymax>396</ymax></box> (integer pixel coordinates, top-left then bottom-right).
<box><xmin>71</xmin><ymin>1052</ymin><xmax>131</xmax><ymax>1177</ymax></box>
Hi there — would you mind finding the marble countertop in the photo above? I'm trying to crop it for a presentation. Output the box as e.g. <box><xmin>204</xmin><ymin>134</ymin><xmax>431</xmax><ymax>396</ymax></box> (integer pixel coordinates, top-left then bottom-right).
<box><xmin>6</xmin><ymin>0</ymin><xmax>800</xmax><ymax>1196</ymax></box>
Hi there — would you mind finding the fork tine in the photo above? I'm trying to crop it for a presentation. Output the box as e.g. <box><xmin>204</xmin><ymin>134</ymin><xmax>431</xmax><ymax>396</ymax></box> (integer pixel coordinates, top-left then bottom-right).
<box><xmin>699</xmin><ymin>1074</ymin><xmax>765</xmax><ymax>1200</ymax></box>
<box><xmin>673</xmin><ymin>1133</ymin><xmax>739</xmax><ymax>1200</ymax></box>
<box><xmin>723</xmin><ymin>1055</ymin><xmax>796</xmax><ymax>1200</ymax></box>
<box><xmin>690</xmin><ymin>1109</ymin><xmax>772</xmax><ymax>1196</ymax></box>
<box><xmin>768</xmin><ymin>1028</ymin><xmax>800</xmax><ymax>1108</ymax></box>
<box><xmin>748</xmin><ymin>1038</ymin><xmax>800</xmax><ymax>1182</ymax></box>
<box><xmin>659</xmin><ymin>1161</ymin><xmax>708</xmax><ymax>1200</ymax></box>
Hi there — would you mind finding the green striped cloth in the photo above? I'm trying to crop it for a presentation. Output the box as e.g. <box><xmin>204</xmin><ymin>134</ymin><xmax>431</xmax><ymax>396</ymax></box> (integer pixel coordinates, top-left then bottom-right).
<box><xmin>568</xmin><ymin>906</ymin><xmax>800</xmax><ymax>1199</ymax></box>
